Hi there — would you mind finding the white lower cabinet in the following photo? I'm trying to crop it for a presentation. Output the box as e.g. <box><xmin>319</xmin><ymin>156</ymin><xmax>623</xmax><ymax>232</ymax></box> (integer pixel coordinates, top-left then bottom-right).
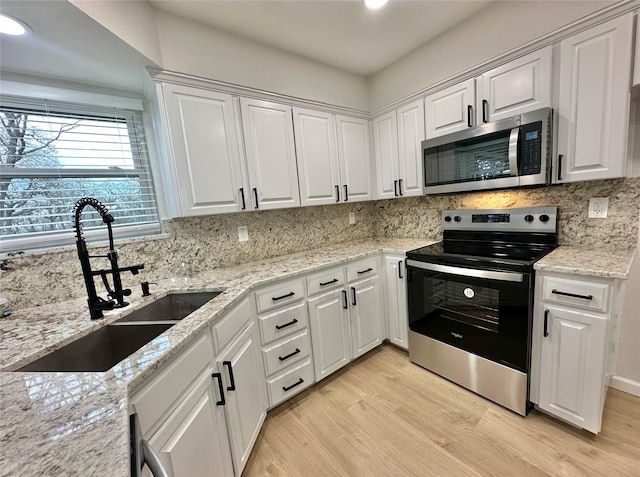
<box><xmin>531</xmin><ymin>271</ymin><xmax>622</xmax><ymax>434</ymax></box>
<box><xmin>384</xmin><ymin>254</ymin><xmax>408</xmax><ymax>350</ymax></box>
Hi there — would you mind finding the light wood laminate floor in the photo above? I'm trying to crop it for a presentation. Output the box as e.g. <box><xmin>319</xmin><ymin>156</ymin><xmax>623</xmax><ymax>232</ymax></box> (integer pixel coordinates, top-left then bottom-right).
<box><xmin>243</xmin><ymin>344</ymin><xmax>640</xmax><ymax>477</ymax></box>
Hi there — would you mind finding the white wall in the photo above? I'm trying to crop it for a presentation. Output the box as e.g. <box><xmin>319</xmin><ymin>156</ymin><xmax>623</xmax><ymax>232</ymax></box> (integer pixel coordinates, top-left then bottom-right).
<box><xmin>153</xmin><ymin>10</ymin><xmax>369</xmax><ymax>111</ymax></box>
<box><xmin>368</xmin><ymin>0</ymin><xmax>616</xmax><ymax>111</ymax></box>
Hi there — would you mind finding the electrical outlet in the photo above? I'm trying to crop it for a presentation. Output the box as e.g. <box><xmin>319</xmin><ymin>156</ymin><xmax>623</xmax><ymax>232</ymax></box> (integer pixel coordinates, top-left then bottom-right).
<box><xmin>238</xmin><ymin>226</ymin><xmax>249</xmax><ymax>242</ymax></box>
<box><xmin>588</xmin><ymin>198</ymin><xmax>609</xmax><ymax>219</ymax></box>
<box><xmin>349</xmin><ymin>212</ymin><xmax>356</xmax><ymax>225</ymax></box>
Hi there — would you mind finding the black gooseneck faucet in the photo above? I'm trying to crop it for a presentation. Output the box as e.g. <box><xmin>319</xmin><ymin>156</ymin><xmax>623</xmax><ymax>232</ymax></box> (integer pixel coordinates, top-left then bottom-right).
<box><xmin>73</xmin><ymin>197</ymin><xmax>144</xmax><ymax>320</ymax></box>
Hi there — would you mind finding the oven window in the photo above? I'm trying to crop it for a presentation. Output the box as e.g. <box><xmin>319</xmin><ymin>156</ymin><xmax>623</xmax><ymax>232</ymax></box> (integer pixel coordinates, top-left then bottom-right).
<box><xmin>408</xmin><ymin>265</ymin><xmax>531</xmax><ymax>372</ymax></box>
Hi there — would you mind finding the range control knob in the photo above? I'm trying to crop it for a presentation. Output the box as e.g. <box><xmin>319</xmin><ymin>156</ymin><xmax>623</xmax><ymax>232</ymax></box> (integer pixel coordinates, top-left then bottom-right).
<box><xmin>524</xmin><ymin>214</ymin><xmax>534</xmax><ymax>222</ymax></box>
<box><xmin>539</xmin><ymin>214</ymin><xmax>550</xmax><ymax>222</ymax></box>
<box><xmin>454</xmin><ymin>216</ymin><xmax>462</xmax><ymax>222</ymax></box>
<box><xmin>444</xmin><ymin>215</ymin><xmax>452</xmax><ymax>222</ymax></box>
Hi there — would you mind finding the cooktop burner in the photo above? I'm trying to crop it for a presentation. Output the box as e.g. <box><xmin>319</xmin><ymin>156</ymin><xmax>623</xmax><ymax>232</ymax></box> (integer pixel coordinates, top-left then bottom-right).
<box><xmin>407</xmin><ymin>207</ymin><xmax>558</xmax><ymax>273</ymax></box>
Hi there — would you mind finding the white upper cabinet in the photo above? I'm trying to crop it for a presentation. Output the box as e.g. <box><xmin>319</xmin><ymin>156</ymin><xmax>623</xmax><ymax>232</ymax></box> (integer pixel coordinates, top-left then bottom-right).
<box><xmin>160</xmin><ymin>84</ymin><xmax>246</xmax><ymax>216</ymax></box>
<box><xmin>240</xmin><ymin>98</ymin><xmax>301</xmax><ymax>210</ymax></box>
<box><xmin>373</xmin><ymin>98</ymin><xmax>425</xmax><ymax>199</ymax></box>
<box><xmin>476</xmin><ymin>46</ymin><xmax>552</xmax><ymax>123</ymax></box>
<box><xmin>336</xmin><ymin>115</ymin><xmax>374</xmax><ymax>202</ymax></box>
<box><xmin>425</xmin><ymin>78</ymin><xmax>476</xmax><ymax>139</ymax></box>
<box><xmin>294</xmin><ymin>109</ymin><xmax>372</xmax><ymax>205</ymax></box>
<box><xmin>556</xmin><ymin>14</ymin><xmax>633</xmax><ymax>183</ymax></box>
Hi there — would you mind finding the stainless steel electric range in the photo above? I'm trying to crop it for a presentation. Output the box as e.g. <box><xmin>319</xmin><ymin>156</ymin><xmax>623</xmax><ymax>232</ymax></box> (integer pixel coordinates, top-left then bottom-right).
<box><xmin>406</xmin><ymin>207</ymin><xmax>558</xmax><ymax>415</ymax></box>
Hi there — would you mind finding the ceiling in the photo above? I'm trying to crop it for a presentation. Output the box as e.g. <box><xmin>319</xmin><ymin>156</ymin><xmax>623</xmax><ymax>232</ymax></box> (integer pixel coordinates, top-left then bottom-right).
<box><xmin>0</xmin><ymin>0</ymin><xmax>494</xmax><ymax>92</ymax></box>
<box><xmin>148</xmin><ymin>0</ymin><xmax>494</xmax><ymax>77</ymax></box>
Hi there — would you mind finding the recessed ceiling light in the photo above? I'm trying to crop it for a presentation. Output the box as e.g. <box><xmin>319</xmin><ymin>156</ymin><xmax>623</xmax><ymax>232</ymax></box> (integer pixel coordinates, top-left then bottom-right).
<box><xmin>0</xmin><ymin>14</ymin><xmax>30</xmax><ymax>36</ymax></box>
<box><xmin>365</xmin><ymin>0</ymin><xmax>389</xmax><ymax>10</ymax></box>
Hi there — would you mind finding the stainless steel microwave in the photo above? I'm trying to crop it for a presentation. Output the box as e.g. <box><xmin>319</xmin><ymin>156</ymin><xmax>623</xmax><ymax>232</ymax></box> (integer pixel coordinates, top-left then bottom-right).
<box><xmin>422</xmin><ymin>107</ymin><xmax>553</xmax><ymax>194</ymax></box>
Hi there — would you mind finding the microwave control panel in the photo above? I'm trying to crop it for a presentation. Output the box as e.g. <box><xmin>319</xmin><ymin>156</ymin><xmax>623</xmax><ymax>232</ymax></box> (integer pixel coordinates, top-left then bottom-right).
<box><xmin>519</xmin><ymin>121</ymin><xmax>542</xmax><ymax>176</ymax></box>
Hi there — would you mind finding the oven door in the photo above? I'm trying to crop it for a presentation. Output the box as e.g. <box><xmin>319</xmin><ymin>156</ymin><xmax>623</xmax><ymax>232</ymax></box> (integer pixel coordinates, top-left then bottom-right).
<box><xmin>406</xmin><ymin>259</ymin><xmax>532</xmax><ymax>372</ymax></box>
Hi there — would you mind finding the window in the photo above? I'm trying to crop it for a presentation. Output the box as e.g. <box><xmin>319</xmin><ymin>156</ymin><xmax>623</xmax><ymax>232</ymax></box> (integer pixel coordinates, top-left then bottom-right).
<box><xmin>0</xmin><ymin>95</ymin><xmax>160</xmax><ymax>252</ymax></box>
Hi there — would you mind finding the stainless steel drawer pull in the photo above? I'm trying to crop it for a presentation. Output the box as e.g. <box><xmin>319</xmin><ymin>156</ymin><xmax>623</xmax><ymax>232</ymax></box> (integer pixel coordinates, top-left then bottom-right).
<box><xmin>551</xmin><ymin>289</ymin><xmax>593</xmax><ymax>301</ymax></box>
<box><xmin>282</xmin><ymin>378</ymin><xmax>304</xmax><ymax>392</ymax></box>
<box><xmin>275</xmin><ymin>319</ymin><xmax>298</xmax><ymax>330</ymax></box>
<box><xmin>320</xmin><ymin>278</ymin><xmax>339</xmax><ymax>286</ymax></box>
<box><xmin>278</xmin><ymin>348</ymin><xmax>301</xmax><ymax>362</ymax></box>
<box><xmin>272</xmin><ymin>291</ymin><xmax>295</xmax><ymax>301</ymax></box>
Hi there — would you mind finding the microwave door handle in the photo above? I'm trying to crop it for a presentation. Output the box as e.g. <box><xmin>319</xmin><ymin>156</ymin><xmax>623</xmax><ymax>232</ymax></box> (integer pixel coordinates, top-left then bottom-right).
<box><xmin>508</xmin><ymin>127</ymin><xmax>520</xmax><ymax>176</ymax></box>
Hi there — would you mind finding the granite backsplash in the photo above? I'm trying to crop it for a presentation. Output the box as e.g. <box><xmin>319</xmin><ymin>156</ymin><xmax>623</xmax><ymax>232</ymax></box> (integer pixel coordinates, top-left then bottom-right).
<box><xmin>1</xmin><ymin>177</ymin><xmax>638</xmax><ymax>310</ymax></box>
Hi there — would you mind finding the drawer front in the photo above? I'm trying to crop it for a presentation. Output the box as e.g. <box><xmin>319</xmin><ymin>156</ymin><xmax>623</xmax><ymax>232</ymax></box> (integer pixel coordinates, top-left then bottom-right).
<box><xmin>259</xmin><ymin>301</ymin><xmax>308</xmax><ymax>345</ymax></box>
<box><xmin>131</xmin><ymin>333</ymin><xmax>212</xmax><ymax>434</ymax></box>
<box><xmin>306</xmin><ymin>266</ymin><xmax>345</xmax><ymax>297</ymax></box>
<box><xmin>346</xmin><ymin>257</ymin><xmax>378</xmax><ymax>283</ymax></box>
<box><xmin>211</xmin><ymin>297</ymin><xmax>253</xmax><ymax>354</ymax></box>
<box><xmin>262</xmin><ymin>330</ymin><xmax>312</xmax><ymax>377</ymax></box>
<box><xmin>542</xmin><ymin>275</ymin><xmax>611</xmax><ymax>313</ymax></box>
<box><xmin>255</xmin><ymin>278</ymin><xmax>305</xmax><ymax>314</ymax></box>
<box><xmin>267</xmin><ymin>358</ymin><xmax>315</xmax><ymax>408</ymax></box>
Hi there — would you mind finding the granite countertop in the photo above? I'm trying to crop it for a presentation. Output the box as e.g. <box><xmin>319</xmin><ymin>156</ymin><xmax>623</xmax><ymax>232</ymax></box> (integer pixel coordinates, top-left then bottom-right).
<box><xmin>0</xmin><ymin>238</ymin><xmax>432</xmax><ymax>477</ymax></box>
<box><xmin>534</xmin><ymin>246</ymin><xmax>637</xmax><ymax>279</ymax></box>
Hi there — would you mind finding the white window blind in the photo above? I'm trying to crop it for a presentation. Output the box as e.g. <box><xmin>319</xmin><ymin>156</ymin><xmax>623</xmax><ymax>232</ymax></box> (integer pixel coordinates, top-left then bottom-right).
<box><xmin>0</xmin><ymin>95</ymin><xmax>160</xmax><ymax>253</ymax></box>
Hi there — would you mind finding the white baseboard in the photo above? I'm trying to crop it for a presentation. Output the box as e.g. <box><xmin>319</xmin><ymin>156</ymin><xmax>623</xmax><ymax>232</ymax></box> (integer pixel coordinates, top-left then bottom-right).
<box><xmin>609</xmin><ymin>375</ymin><xmax>640</xmax><ymax>397</ymax></box>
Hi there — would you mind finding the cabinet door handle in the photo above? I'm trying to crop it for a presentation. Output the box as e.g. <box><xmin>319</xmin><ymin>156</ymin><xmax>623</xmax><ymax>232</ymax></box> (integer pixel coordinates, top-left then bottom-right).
<box><xmin>239</xmin><ymin>188</ymin><xmax>246</xmax><ymax>210</ymax></box>
<box><xmin>335</xmin><ymin>185</ymin><xmax>340</xmax><ymax>202</ymax></box>
<box><xmin>212</xmin><ymin>372</ymin><xmax>225</xmax><ymax>405</ymax></box>
<box><xmin>543</xmin><ymin>310</ymin><xmax>549</xmax><ymax>338</ymax></box>
<box><xmin>343</xmin><ymin>184</ymin><xmax>349</xmax><ymax>202</ymax></box>
<box><xmin>282</xmin><ymin>378</ymin><xmax>304</xmax><ymax>392</ymax></box>
<box><xmin>342</xmin><ymin>289</ymin><xmax>348</xmax><ymax>309</ymax></box>
<box><xmin>223</xmin><ymin>361</ymin><xmax>236</xmax><ymax>391</ymax></box>
<box><xmin>482</xmin><ymin>99</ymin><xmax>489</xmax><ymax>123</ymax></box>
<box><xmin>272</xmin><ymin>291</ymin><xmax>295</xmax><ymax>301</ymax></box>
<box><xmin>557</xmin><ymin>155</ymin><xmax>563</xmax><ymax>181</ymax></box>
<box><xmin>551</xmin><ymin>289</ymin><xmax>593</xmax><ymax>301</ymax></box>
<box><xmin>394</xmin><ymin>179</ymin><xmax>399</xmax><ymax>197</ymax></box>
<box><xmin>357</xmin><ymin>267</ymin><xmax>373</xmax><ymax>275</ymax></box>
<box><xmin>351</xmin><ymin>286</ymin><xmax>357</xmax><ymax>306</ymax></box>
<box><xmin>398</xmin><ymin>179</ymin><xmax>403</xmax><ymax>196</ymax></box>
<box><xmin>398</xmin><ymin>260</ymin><xmax>403</xmax><ymax>279</ymax></box>
<box><xmin>278</xmin><ymin>348</ymin><xmax>301</xmax><ymax>362</ymax></box>
<box><xmin>253</xmin><ymin>187</ymin><xmax>259</xmax><ymax>209</ymax></box>
<box><xmin>275</xmin><ymin>318</ymin><xmax>298</xmax><ymax>330</ymax></box>
<box><xmin>467</xmin><ymin>105</ymin><xmax>473</xmax><ymax>127</ymax></box>
<box><xmin>320</xmin><ymin>278</ymin><xmax>339</xmax><ymax>286</ymax></box>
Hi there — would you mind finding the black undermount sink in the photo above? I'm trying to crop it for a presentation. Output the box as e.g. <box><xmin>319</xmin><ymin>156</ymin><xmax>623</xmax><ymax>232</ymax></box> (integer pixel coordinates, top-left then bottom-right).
<box><xmin>17</xmin><ymin>291</ymin><xmax>221</xmax><ymax>372</ymax></box>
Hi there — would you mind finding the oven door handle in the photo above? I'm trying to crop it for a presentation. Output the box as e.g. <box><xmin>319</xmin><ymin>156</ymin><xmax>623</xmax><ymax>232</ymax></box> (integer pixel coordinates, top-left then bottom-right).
<box><xmin>406</xmin><ymin>259</ymin><xmax>524</xmax><ymax>283</ymax></box>
<box><xmin>508</xmin><ymin>126</ymin><xmax>520</xmax><ymax>176</ymax></box>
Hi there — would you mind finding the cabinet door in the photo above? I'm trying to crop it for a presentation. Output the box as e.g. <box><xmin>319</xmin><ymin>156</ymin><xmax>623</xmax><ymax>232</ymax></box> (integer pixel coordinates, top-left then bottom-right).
<box><xmin>142</xmin><ymin>371</ymin><xmax>234</xmax><ymax>477</ymax></box>
<box><xmin>308</xmin><ymin>288</ymin><xmax>352</xmax><ymax>381</ymax></box>
<box><xmin>162</xmin><ymin>84</ymin><xmax>245</xmax><ymax>216</ymax></box>
<box><xmin>424</xmin><ymin>78</ymin><xmax>475</xmax><ymax>139</ymax></box>
<box><xmin>556</xmin><ymin>14</ymin><xmax>633</xmax><ymax>183</ymax></box>
<box><xmin>217</xmin><ymin>322</ymin><xmax>267</xmax><ymax>475</ymax></box>
<box><xmin>477</xmin><ymin>46</ymin><xmax>552</xmax><ymax>123</ymax></box>
<box><xmin>538</xmin><ymin>305</ymin><xmax>608</xmax><ymax>433</ymax></box>
<box><xmin>293</xmin><ymin>108</ymin><xmax>341</xmax><ymax>206</ymax></box>
<box><xmin>336</xmin><ymin>115</ymin><xmax>374</xmax><ymax>202</ymax></box>
<box><xmin>385</xmin><ymin>256</ymin><xmax>408</xmax><ymax>350</ymax></box>
<box><xmin>349</xmin><ymin>276</ymin><xmax>384</xmax><ymax>359</ymax></box>
<box><xmin>372</xmin><ymin>110</ymin><xmax>400</xmax><ymax>199</ymax></box>
<box><xmin>396</xmin><ymin>100</ymin><xmax>425</xmax><ymax>198</ymax></box>
<box><xmin>240</xmin><ymin>98</ymin><xmax>300</xmax><ymax>209</ymax></box>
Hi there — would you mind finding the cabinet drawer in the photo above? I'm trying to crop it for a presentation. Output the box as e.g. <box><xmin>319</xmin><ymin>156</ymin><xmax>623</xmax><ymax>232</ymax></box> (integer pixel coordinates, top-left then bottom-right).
<box><xmin>131</xmin><ymin>333</ymin><xmax>212</xmax><ymax>435</ymax></box>
<box><xmin>255</xmin><ymin>278</ymin><xmax>305</xmax><ymax>313</ymax></box>
<box><xmin>306</xmin><ymin>266</ymin><xmax>345</xmax><ymax>297</ymax></box>
<box><xmin>262</xmin><ymin>330</ymin><xmax>311</xmax><ymax>377</ymax></box>
<box><xmin>258</xmin><ymin>301</ymin><xmax>308</xmax><ymax>345</ymax></box>
<box><xmin>211</xmin><ymin>297</ymin><xmax>253</xmax><ymax>354</ymax></box>
<box><xmin>346</xmin><ymin>257</ymin><xmax>378</xmax><ymax>283</ymax></box>
<box><xmin>542</xmin><ymin>275</ymin><xmax>611</xmax><ymax>313</ymax></box>
<box><xmin>266</xmin><ymin>359</ymin><xmax>315</xmax><ymax>408</ymax></box>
